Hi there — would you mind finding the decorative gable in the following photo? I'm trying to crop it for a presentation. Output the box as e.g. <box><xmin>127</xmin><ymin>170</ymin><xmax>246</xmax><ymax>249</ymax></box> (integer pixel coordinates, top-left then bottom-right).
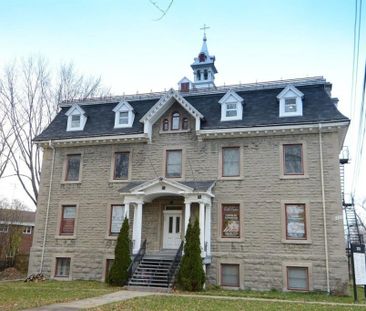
<box><xmin>65</xmin><ymin>104</ymin><xmax>87</xmax><ymax>131</ymax></box>
<box><xmin>277</xmin><ymin>85</ymin><xmax>304</xmax><ymax>117</ymax></box>
<box><xmin>140</xmin><ymin>88</ymin><xmax>204</xmax><ymax>140</ymax></box>
<box><xmin>113</xmin><ymin>100</ymin><xmax>135</xmax><ymax>128</ymax></box>
<box><xmin>219</xmin><ymin>90</ymin><xmax>244</xmax><ymax>121</ymax></box>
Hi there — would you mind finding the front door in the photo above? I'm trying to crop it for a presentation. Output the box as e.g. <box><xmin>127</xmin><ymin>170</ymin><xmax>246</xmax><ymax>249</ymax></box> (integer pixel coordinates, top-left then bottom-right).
<box><xmin>163</xmin><ymin>210</ymin><xmax>182</xmax><ymax>249</ymax></box>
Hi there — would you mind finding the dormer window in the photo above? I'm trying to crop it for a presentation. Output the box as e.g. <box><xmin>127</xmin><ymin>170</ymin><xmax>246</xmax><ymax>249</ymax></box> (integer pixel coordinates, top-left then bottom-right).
<box><xmin>65</xmin><ymin>104</ymin><xmax>87</xmax><ymax>132</ymax></box>
<box><xmin>285</xmin><ymin>98</ymin><xmax>297</xmax><ymax>113</ymax></box>
<box><xmin>71</xmin><ymin>115</ymin><xmax>81</xmax><ymax>128</ymax></box>
<box><xmin>277</xmin><ymin>85</ymin><xmax>304</xmax><ymax>118</ymax></box>
<box><xmin>219</xmin><ymin>90</ymin><xmax>244</xmax><ymax>121</ymax></box>
<box><xmin>118</xmin><ymin>111</ymin><xmax>129</xmax><ymax>125</ymax></box>
<box><xmin>113</xmin><ymin>100</ymin><xmax>135</xmax><ymax>128</ymax></box>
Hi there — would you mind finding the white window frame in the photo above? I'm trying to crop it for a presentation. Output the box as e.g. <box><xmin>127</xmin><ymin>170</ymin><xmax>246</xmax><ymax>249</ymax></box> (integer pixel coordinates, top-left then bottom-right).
<box><xmin>277</xmin><ymin>85</ymin><xmax>304</xmax><ymax>118</ymax></box>
<box><xmin>219</xmin><ymin>90</ymin><xmax>244</xmax><ymax>121</ymax></box>
<box><xmin>65</xmin><ymin>104</ymin><xmax>87</xmax><ymax>131</ymax></box>
<box><xmin>113</xmin><ymin>100</ymin><xmax>135</xmax><ymax>128</ymax></box>
<box><xmin>23</xmin><ymin>226</ymin><xmax>32</xmax><ymax>235</ymax></box>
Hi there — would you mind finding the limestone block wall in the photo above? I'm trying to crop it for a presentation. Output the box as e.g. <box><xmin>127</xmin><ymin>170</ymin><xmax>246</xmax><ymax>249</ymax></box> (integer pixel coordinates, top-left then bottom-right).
<box><xmin>29</xmin><ymin>104</ymin><xmax>347</xmax><ymax>291</ymax></box>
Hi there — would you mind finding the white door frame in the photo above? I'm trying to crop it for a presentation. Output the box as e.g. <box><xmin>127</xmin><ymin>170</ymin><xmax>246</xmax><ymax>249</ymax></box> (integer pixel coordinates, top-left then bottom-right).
<box><xmin>162</xmin><ymin>210</ymin><xmax>182</xmax><ymax>249</ymax></box>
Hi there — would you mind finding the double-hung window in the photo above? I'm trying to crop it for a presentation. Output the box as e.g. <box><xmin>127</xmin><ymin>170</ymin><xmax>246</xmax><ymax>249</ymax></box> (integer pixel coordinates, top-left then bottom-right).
<box><xmin>221</xmin><ymin>264</ymin><xmax>240</xmax><ymax>287</ymax></box>
<box><xmin>55</xmin><ymin>257</ymin><xmax>71</xmax><ymax>277</ymax></box>
<box><xmin>283</xmin><ymin>144</ymin><xmax>304</xmax><ymax>175</ymax></box>
<box><xmin>222</xmin><ymin>147</ymin><xmax>240</xmax><ymax>177</ymax></box>
<box><xmin>65</xmin><ymin>154</ymin><xmax>81</xmax><ymax>181</ymax></box>
<box><xmin>60</xmin><ymin>205</ymin><xmax>76</xmax><ymax>235</ymax></box>
<box><xmin>287</xmin><ymin>267</ymin><xmax>309</xmax><ymax>291</ymax></box>
<box><xmin>225</xmin><ymin>103</ymin><xmax>238</xmax><ymax>117</ymax></box>
<box><xmin>166</xmin><ymin>150</ymin><xmax>182</xmax><ymax>178</ymax></box>
<box><xmin>113</xmin><ymin>152</ymin><xmax>129</xmax><ymax>180</ymax></box>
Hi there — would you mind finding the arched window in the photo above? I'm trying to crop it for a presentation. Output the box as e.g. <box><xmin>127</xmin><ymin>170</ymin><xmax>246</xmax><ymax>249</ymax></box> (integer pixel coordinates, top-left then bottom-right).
<box><xmin>182</xmin><ymin>118</ymin><xmax>188</xmax><ymax>130</ymax></box>
<box><xmin>171</xmin><ymin>112</ymin><xmax>180</xmax><ymax>130</ymax></box>
<box><xmin>197</xmin><ymin>70</ymin><xmax>201</xmax><ymax>81</ymax></box>
<box><xmin>204</xmin><ymin>69</ymin><xmax>208</xmax><ymax>80</ymax></box>
<box><xmin>163</xmin><ymin>119</ymin><xmax>169</xmax><ymax>131</ymax></box>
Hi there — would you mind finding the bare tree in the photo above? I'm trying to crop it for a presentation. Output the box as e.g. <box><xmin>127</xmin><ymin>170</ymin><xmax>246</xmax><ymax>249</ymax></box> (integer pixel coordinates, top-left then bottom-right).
<box><xmin>0</xmin><ymin>56</ymin><xmax>109</xmax><ymax>206</ymax></box>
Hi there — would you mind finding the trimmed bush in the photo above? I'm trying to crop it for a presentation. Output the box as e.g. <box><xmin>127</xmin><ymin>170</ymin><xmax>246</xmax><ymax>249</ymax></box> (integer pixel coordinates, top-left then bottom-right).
<box><xmin>107</xmin><ymin>217</ymin><xmax>131</xmax><ymax>285</ymax></box>
<box><xmin>178</xmin><ymin>218</ymin><xmax>205</xmax><ymax>291</ymax></box>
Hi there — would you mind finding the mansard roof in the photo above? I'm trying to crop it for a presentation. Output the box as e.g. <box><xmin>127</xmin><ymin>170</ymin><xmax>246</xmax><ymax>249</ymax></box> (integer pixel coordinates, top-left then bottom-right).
<box><xmin>34</xmin><ymin>77</ymin><xmax>349</xmax><ymax>142</ymax></box>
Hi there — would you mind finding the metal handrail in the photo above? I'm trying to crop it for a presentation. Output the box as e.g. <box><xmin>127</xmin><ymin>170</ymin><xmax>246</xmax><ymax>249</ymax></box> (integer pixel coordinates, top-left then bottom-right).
<box><xmin>167</xmin><ymin>241</ymin><xmax>184</xmax><ymax>287</ymax></box>
<box><xmin>126</xmin><ymin>239</ymin><xmax>147</xmax><ymax>284</ymax></box>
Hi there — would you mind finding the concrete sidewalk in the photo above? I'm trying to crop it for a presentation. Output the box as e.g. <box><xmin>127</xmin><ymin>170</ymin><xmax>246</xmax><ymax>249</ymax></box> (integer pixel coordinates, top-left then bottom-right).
<box><xmin>23</xmin><ymin>290</ymin><xmax>156</xmax><ymax>311</ymax></box>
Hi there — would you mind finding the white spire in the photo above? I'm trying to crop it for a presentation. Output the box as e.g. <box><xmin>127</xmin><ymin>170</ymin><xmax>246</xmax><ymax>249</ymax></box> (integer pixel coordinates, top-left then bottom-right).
<box><xmin>200</xmin><ymin>32</ymin><xmax>209</xmax><ymax>55</ymax></box>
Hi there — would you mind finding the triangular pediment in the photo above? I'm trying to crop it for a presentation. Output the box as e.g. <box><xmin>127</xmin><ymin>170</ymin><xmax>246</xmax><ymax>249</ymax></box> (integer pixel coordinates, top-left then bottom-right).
<box><xmin>140</xmin><ymin>88</ymin><xmax>203</xmax><ymax>124</ymax></box>
<box><xmin>139</xmin><ymin>89</ymin><xmax>204</xmax><ymax>140</ymax></box>
<box><xmin>129</xmin><ymin>177</ymin><xmax>194</xmax><ymax>194</ymax></box>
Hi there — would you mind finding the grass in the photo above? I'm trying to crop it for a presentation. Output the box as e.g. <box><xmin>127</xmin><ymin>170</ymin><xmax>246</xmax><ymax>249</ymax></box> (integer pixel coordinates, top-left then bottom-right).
<box><xmin>88</xmin><ymin>295</ymin><xmax>365</xmax><ymax>311</ymax></box>
<box><xmin>0</xmin><ymin>280</ymin><xmax>120</xmax><ymax>311</ymax></box>
<box><xmin>197</xmin><ymin>286</ymin><xmax>366</xmax><ymax>304</ymax></box>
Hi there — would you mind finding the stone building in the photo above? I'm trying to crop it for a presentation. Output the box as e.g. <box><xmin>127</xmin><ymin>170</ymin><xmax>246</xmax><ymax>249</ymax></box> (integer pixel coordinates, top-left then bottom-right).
<box><xmin>29</xmin><ymin>35</ymin><xmax>349</xmax><ymax>292</ymax></box>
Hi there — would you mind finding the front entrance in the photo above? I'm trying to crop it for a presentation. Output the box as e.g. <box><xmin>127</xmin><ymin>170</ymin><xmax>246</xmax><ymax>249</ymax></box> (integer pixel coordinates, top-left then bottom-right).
<box><xmin>163</xmin><ymin>210</ymin><xmax>182</xmax><ymax>249</ymax></box>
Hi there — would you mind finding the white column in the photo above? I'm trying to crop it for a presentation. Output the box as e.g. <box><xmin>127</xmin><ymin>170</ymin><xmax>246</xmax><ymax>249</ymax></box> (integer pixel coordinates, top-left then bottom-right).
<box><xmin>199</xmin><ymin>202</ymin><xmax>205</xmax><ymax>257</ymax></box>
<box><xmin>124</xmin><ymin>203</ymin><xmax>130</xmax><ymax>219</ymax></box>
<box><xmin>205</xmin><ymin>203</ymin><xmax>211</xmax><ymax>256</ymax></box>
<box><xmin>132</xmin><ymin>202</ymin><xmax>143</xmax><ymax>254</ymax></box>
<box><xmin>184</xmin><ymin>202</ymin><xmax>191</xmax><ymax>234</ymax></box>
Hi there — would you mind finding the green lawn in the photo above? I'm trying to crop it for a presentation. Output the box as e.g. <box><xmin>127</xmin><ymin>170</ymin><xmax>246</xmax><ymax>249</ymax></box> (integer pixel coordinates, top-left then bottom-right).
<box><xmin>199</xmin><ymin>287</ymin><xmax>366</xmax><ymax>304</ymax></box>
<box><xmin>88</xmin><ymin>295</ymin><xmax>365</xmax><ymax>311</ymax></box>
<box><xmin>0</xmin><ymin>280</ymin><xmax>120</xmax><ymax>311</ymax></box>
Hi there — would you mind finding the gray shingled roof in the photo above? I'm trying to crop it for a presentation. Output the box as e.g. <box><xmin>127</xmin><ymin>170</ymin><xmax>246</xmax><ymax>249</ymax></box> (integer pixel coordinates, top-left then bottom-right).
<box><xmin>34</xmin><ymin>83</ymin><xmax>348</xmax><ymax>141</ymax></box>
<box><xmin>0</xmin><ymin>209</ymin><xmax>36</xmax><ymax>224</ymax></box>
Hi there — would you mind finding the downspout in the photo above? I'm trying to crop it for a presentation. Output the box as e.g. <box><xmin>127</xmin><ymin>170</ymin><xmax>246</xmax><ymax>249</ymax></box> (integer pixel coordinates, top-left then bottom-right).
<box><xmin>39</xmin><ymin>140</ymin><xmax>55</xmax><ymax>273</ymax></box>
<box><xmin>319</xmin><ymin>123</ymin><xmax>330</xmax><ymax>293</ymax></box>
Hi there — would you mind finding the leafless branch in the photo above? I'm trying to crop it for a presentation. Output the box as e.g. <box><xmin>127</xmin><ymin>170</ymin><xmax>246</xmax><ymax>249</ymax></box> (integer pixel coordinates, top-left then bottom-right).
<box><xmin>149</xmin><ymin>0</ymin><xmax>174</xmax><ymax>21</ymax></box>
<box><xmin>0</xmin><ymin>56</ymin><xmax>108</xmax><ymax>208</ymax></box>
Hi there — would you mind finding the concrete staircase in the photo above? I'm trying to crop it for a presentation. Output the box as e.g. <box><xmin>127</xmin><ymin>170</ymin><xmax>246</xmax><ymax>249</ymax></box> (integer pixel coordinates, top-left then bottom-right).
<box><xmin>128</xmin><ymin>255</ymin><xmax>179</xmax><ymax>289</ymax></box>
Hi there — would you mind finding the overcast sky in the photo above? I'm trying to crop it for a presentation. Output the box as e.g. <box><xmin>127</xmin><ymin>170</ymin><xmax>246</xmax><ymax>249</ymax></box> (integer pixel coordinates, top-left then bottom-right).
<box><xmin>0</xmin><ymin>0</ymin><xmax>365</xmax><ymax>212</ymax></box>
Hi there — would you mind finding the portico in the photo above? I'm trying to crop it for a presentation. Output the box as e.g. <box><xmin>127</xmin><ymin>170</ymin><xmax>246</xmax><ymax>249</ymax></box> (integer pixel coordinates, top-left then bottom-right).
<box><xmin>119</xmin><ymin>177</ymin><xmax>214</xmax><ymax>258</ymax></box>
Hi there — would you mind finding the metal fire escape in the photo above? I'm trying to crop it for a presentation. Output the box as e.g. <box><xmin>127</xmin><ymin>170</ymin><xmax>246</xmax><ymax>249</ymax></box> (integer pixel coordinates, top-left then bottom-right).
<box><xmin>339</xmin><ymin>147</ymin><xmax>363</xmax><ymax>253</ymax></box>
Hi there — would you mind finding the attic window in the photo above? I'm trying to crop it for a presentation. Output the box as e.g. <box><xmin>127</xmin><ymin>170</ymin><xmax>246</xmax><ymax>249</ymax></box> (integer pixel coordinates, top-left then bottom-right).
<box><xmin>277</xmin><ymin>85</ymin><xmax>304</xmax><ymax>118</ymax></box>
<box><xmin>118</xmin><ymin>111</ymin><xmax>129</xmax><ymax>125</ymax></box>
<box><xmin>113</xmin><ymin>101</ymin><xmax>135</xmax><ymax>128</ymax></box>
<box><xmin>71</xmin><ymin>115</ymin><xmax>81</xmax><ymax>128</ymax></box>
<box><xmin>285</xmin><ymin>98</ymin><xmax>297</xmax><ymax>113</ymax></box>
<box><xmin>219</xmin><ymin>90</ymin><xmax>244</xmax><ymax>122</ymax></box>
<box><xmin>65</xmin><ymin>104</ymin><xmax>87</xmax><ymax>131</ymax></box>
<box><xmin>171</xmin><ymin>112</ymin><xmax>180</xmax><ymax>130</ymax></box>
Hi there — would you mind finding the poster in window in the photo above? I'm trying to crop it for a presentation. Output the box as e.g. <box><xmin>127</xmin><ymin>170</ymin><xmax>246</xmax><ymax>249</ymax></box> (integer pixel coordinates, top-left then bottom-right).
<box><xmin>111</xmin><ymin>205</ymin><xmax>124</xmax><ymax>234</ymax></box>
<box><xmin>286</xmin><ymin>204</ymin><xmax>306</xmax><ymax>239</ymax></box>
<box><xmin>222</xmin><ymin>205</ymin><xmax>240</xmax><ymax>238</ymax></box>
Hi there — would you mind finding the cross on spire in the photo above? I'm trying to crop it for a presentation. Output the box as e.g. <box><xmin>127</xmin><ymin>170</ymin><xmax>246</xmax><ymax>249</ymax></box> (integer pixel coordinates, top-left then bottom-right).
<box><xmin>200</xmin><ymin>24</ymin><xmax>210</xmax><ymax>40</ymax></box>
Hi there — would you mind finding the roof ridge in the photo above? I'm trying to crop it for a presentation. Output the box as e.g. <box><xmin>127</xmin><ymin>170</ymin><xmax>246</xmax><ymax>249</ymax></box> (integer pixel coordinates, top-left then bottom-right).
<box><xmin>59</xmin><ymin>76</ymin><xmax>326</xmax><ymax>107</ymax></box>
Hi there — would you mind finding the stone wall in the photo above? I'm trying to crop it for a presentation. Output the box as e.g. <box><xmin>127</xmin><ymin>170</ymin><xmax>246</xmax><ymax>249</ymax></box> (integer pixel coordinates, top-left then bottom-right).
<box><xmin>29</xmin><ymin>103</ymin><xmax>348</xmax><ymax>291</ymax></box>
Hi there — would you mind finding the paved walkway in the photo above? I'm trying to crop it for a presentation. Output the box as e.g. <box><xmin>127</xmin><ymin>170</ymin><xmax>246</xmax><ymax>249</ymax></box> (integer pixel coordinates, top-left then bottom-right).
<box><xmin>23</xmin><ymin>290</ymin><xmax>157</xmax><ymax>311</ymax></box>
<box><xmin>23</xmin><ymin>290</ymin><xmax>366</xmax><ymax>310</ymax></box>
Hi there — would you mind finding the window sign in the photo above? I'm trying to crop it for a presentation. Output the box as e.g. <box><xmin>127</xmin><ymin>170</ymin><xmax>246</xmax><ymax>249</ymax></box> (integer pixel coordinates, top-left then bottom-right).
<box><xmin>222</xmin><ymin>205</ymin><xmax>240</xmax><ymax>238</ymax></box>
<box><xmin>286</xmin><ymin>204</ymin><xmax>306</xmax><ymax>239</ymax></box>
